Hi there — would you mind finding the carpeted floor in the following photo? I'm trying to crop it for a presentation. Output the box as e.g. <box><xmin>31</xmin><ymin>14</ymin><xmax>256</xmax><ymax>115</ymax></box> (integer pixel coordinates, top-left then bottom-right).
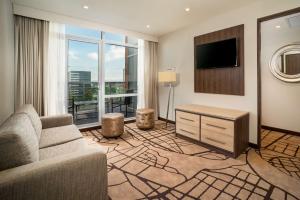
<box><xmin>259</xmin><ymin>129</ymin><xmax>300</xmax><ymax>180</ymax></box>
<box><xmin>82</xmin><ymin>121</ymin><xmax>300</xmax><ymax>200</ymax></box>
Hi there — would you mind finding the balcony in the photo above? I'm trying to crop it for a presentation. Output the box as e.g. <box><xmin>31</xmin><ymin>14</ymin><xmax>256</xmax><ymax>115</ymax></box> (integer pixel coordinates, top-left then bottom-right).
<box><xmin>68</xmin><ymin>81</ymin><xmax>137</xmax><ymax>125</ymax></box>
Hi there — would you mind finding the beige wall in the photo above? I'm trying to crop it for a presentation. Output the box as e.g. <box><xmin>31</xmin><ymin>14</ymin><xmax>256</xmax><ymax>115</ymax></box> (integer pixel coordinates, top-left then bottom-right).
<box><xmin>158</xmin><ymin>0</ymin><xmax>300</xmax><ymax>144</ymax></box>
<box><xmin>261</xmin><ymin>14</ymin><xmax>300</xmax><ymax>133</ymax></box>
<box><xmin>0</xmin><ymin>0</ymin><xmax>14</xmax><ymax>124</ymax></box>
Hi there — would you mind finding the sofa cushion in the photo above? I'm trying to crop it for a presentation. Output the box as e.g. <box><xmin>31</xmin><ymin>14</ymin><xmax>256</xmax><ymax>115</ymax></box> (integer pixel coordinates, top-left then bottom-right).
<box><xmin>39</xmin><ymin>138</ymin><xmax>87</xmax><ymax>160</ymax></box>
<box><xmin>39</xmin><ymin>125</ymin><xmax>83</xmax><ymax>148</ymax></box>
<box><xmin>0</xmin><ymin>113</ymin><xmax>39</xmax><ymax>170</ymax></box>
<box><xmin>16</xmin><ymin>104</ymin><xmax>42</xmax><ymax>140</ymax></box>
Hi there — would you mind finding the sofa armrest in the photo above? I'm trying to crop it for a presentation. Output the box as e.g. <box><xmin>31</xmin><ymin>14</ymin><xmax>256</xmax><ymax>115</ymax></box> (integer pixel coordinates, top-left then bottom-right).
<box><xmin>0</xmin><ymin>148</ymin><xmax>108</xmax><ymax>200</ymax></box>
<box><xmin>40</xmin><ymin>114</ymin><xmax>73</xmax><ymax>129</ymax></box>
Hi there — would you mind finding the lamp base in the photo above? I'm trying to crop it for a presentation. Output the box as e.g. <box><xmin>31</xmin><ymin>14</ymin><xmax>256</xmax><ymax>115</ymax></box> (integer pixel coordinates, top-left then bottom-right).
<box><xmin>165</xmin><ymin>83</ymin><xmax>172</xmax><ymax>129</ymax></box>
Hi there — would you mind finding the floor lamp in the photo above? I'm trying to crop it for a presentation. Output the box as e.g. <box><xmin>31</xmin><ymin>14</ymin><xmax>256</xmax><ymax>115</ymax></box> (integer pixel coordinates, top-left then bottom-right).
<box><xmin>158</xmin><ymin>71</ymin><xmax>176</xmax><ymax>128</ymax></box>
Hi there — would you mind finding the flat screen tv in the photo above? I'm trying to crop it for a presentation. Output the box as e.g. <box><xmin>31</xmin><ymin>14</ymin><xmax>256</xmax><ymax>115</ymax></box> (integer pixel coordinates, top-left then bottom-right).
<box><xmin>196</xmin><ymin>38</ymin><xmax>238</xmax><ymax>69</ymax></box>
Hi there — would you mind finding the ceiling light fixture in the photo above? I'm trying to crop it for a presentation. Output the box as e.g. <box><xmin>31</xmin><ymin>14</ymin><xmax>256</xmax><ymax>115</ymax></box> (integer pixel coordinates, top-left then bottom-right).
<box><xmin>146</xmin><ymin>25</ymin><xmax>150</xmax><ymax>28</ymax></box>
<box><xmin>275</xmin><ymin>25</ymin><xmax>281</xmax><ymax>29</ymax></box>
<box><xmin>83</xmin><ymin>5</ymin><xmax>89</xmax><ymax>10</ymax></box>
<box><xmin>185</xmin><ymin>8</ymin><xmax>190</xmax><ymax>12</ymax></box>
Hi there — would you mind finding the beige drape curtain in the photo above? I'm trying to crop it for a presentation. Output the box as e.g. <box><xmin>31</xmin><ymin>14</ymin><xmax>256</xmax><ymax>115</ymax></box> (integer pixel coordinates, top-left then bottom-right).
<box><xmin>144</xmin><ymin>41</ymin><xmax>159</xmax><ymax>119</ymax></box>
<box><xmin>15</xmin><ymin>16</ymin><xmax>49</xmax><ymax>115</ymax></box>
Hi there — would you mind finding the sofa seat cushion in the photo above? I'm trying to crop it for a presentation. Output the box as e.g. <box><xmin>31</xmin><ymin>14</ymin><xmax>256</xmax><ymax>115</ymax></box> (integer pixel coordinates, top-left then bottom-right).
<box><xmin>39</xmin><ymin>138</ymin><xmax>87</xmax><ymax>160</ymax></box>
<box><xmin>16</xmin><ymin>104</ymin><xmax>42</xmax><ymax>140</ymax></box>
<box><xmin>39</xmin><ymin>125</ymin><xmax>83</xmax><ymax>149</ymax></box>
<box><xmin>0</xmin><ymin>113</ymin><xmax>39</xmax><ymax>170</ymax></box>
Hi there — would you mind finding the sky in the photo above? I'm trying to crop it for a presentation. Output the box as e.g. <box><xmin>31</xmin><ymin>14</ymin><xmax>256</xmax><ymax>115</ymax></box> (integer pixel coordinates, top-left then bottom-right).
<box><xmin>67</xmin><ymin>25</ymin><xmax>137</xmax><ymax>82</ymax></box>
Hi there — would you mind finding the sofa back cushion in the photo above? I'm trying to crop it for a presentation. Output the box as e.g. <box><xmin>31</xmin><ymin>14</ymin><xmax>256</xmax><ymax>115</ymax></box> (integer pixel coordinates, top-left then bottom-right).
<box><xmin>0</xmin><ymin>113</ymin><xmax>39</xmax><ymax>171</ymax></box>
<box><xmin>15</xmin><ymin>104</ymin><xmax>42</xmax><ymax>140</ymax></box>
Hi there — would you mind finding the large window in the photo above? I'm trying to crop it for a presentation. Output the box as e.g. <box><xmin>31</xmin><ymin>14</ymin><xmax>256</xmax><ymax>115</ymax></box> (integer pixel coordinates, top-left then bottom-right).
<box><xmin>104</xmin><ymin>44</ymin><xmax>138</xmax><ymax>118</ymax></box>
<box><xmin>66</xmin><ymin>25</ymin><xmax>139</xmax><ymax>125</ymax></box>
<box><xmin>67</xmin><ymin>40</ymin><xmax>99</xmax><ymax>125</ymax></box>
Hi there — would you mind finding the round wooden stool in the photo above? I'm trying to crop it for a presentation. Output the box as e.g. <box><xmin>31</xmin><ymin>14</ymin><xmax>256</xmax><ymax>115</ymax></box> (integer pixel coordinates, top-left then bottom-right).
<box><xmin>101</xmin><ymin>113</ymin><xmax>124</xmax><ymax>137</ymax></box>
<box><xmin>136</xmin><ymin>108</ymin><xmax>155</xmax><ymax>130</ymax></box>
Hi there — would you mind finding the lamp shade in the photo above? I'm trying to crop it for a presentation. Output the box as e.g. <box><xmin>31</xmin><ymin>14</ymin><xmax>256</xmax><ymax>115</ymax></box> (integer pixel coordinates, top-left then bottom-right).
<box><xmin>158</xmin><ymin>71</ymin><xmax>176</xmax><ymax>83</ymax></box>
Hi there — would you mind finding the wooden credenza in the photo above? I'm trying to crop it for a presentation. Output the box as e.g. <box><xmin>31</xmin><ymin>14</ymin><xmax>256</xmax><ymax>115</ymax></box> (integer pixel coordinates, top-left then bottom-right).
<box><xmin>175</xmin><ymin>104</ymin><xmax>249</xmax><ymax>158</ymax></box>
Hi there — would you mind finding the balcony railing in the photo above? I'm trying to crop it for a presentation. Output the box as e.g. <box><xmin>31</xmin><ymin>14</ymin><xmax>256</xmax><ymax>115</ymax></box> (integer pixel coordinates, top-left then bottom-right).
<box><xmin>68</xmin><ymin>81</ymin><xmax>137</xmax><ymax>125</ymax></box>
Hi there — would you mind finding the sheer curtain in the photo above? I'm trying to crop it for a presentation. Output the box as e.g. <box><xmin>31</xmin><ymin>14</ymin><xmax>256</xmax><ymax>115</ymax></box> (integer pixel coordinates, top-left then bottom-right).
<box><xmin>137</xmin><ymin>39</ymin><xmax>145</xmax><ymax>109</ymax></box>
<box><xmin>138</xmin><ymin>40</ymin><xmax>159</xmax><ymax>119</ymax></box>
<box><xmin>44</xmin><ymin>22</ymin><xmax>67</xmax><ymax>116</ymax></box>
<box><xmin>14</xmin><ymin>16</ymin><xmax>49</xmax><ymax>115</ymax></box>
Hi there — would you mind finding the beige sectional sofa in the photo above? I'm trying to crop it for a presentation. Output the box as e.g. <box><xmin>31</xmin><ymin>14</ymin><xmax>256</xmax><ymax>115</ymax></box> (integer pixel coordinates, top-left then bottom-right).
<box><xmin>0</xmin><ymin>105</ymin><xmax>108</xmax><ymax>200</ymax></box>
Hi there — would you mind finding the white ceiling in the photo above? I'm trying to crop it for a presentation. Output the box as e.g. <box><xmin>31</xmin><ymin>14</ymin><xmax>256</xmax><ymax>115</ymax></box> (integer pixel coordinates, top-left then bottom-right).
<box><xmin>13</xmin><ymin>0</ymin><xmax>260</xmax><ymax>37</ymax></box>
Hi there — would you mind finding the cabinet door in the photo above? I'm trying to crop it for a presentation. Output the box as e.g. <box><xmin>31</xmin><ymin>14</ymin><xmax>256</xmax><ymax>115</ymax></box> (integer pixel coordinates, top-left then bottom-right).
<box><xmin>176</xmin><ymin>122</ymin><xmax>200</xmax><ymax>140</ymax></box>
<box><xmin>201</xmin><ymin>129</ymin><xmax>234</xmax><ymax>152</ymax></box>
<box><xmin>176</xmin><ymin>111</ymin><xmax>200</xmax><ymax>127</ymax></box>
<box><xmin>201</xmin><ymin>116</ymin><xmax>234</xmax><ymax>136</ymax></box>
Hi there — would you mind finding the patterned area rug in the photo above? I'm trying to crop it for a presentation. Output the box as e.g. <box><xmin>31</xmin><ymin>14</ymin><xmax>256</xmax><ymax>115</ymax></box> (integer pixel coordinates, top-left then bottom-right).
<box><xmin>82</xmin><ymin>121</ymin><xmax>300</xmax><ymax>200</ymax></box>
<box><xmin>259</xmin><ymin>129</ymin><xmax>300</xmax><ymax>180</ymax></box>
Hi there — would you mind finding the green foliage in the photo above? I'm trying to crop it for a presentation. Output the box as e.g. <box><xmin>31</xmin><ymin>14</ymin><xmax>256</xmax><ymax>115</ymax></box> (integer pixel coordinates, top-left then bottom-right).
<box><xmin>105</xmin><ymin>83</ymin><xmax>126</xmax><ymax>95</ymax></box>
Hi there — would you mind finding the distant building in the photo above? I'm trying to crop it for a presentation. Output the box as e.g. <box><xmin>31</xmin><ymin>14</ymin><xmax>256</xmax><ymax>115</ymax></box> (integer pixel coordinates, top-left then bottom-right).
<box><xmin>127</xmin><ymin>48</ymin><xmax>138</xmax><ymax>91</ymax></box>
<box><xmin>68</xmin><ymin>71</ymin><xmax>93</xmax><ymax>99</ymax></box>
<box><xmin>68</xmin><ymin>71</ymin><xmax>91</xmax><ymax>83</ymax></box>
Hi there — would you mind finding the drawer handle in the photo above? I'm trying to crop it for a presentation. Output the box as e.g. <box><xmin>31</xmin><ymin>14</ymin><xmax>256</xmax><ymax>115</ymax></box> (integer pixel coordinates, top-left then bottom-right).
<box><xmin>205</xmin><ymin>137</ymin><xmax>226</xmax><ymax>145</ymax></box>
<box><xmin>180</xmin><ymin>117</ymin><xmax>194</xmax><ymax>122</ymax></box>
<box><xmin>179</xmin><ymin>129</ymin><xmax>195</xmax><ymax>135</ymax></box>
<box><xmin>206</xmin><ymin>123</ymin><xmax>226</xmax><ymax>130</ymax></box>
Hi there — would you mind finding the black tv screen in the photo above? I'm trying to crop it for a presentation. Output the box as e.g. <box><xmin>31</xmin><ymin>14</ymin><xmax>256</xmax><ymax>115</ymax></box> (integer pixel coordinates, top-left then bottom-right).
<box><xmin>196</xmin><ymin>38</ymin><xmax>238</xmax><ymax>69</ymax></box>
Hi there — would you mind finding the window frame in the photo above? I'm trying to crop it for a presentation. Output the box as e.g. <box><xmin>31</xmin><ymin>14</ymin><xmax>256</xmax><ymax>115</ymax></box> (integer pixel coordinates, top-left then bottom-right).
<box><xmin>66</xmin><ymin>29</ymin><xmax>139</xmax><ymax>126</ymax></box>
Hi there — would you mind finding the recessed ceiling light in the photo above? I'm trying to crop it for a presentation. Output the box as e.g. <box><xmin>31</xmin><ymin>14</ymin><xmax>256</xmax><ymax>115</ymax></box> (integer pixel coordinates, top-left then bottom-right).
<box><xmin>83</xmin><ymin>5</ymin><xmax>89</xmax><ymax>10</ymax></box>
<box><xmin>275</xmin><ymin>25</ymin><xmax>281</xmax><ymax>29</ymax></box>
<box><xmin>185</xmin><ymin>8</ymin><xmax>190</xmax><ymax>12</ymax></box>
<box><xmin>146</xmin><ymin>25</ymin><xmax>150</xmax><ymax>28</ymax></box>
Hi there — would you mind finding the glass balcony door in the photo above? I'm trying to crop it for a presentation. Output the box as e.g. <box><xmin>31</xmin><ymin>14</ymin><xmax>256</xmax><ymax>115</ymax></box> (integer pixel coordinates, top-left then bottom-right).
<box><xmin>67</xmin><ymin>39</ymin><xmax>100</xmax><ymax>125</ymax></box>
<box><xmin>103</xmin><ymin>43</ymin><xmax>138</xmax><ymax>118</ymax></box>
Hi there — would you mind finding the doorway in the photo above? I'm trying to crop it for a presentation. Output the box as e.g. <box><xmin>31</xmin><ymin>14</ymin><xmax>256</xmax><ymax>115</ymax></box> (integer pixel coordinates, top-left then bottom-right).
<box><xmin>257</xmin><ymin>7</ymin><xmax>300</xmax><ymax>147</ymax></box>
<box><xmin>257</xmin><ymin>8</ymin><xmax>300</xmax><ymax>179</ymax></box>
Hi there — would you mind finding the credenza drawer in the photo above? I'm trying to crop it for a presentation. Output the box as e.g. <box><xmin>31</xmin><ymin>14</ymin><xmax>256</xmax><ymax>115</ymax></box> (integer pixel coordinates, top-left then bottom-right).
<box><xmin>176</xmin><ymin>111</ymin><xmax>200</xmax><ymax>127</ymax></box>
<box><xmin>176</xmin><ymin>122</ymin><xmax>200</xmax><ymax>140</ymax></box>
<box><xmin>201</xmin><ymin>129</ymin><xmax>233</xmax><ymax>152</ymax></box>
<box><xmin>201</xmin><ymin>116</ymin><xmax>234</xmax><ymax>136</ymax></box>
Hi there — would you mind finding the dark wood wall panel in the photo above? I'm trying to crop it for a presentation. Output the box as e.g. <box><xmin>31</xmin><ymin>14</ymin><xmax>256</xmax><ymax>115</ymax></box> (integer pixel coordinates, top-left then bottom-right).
<box><xmin>194</xmin><ymin>24</ymin><xmax>244</xmax><ymax>95</ymax></box>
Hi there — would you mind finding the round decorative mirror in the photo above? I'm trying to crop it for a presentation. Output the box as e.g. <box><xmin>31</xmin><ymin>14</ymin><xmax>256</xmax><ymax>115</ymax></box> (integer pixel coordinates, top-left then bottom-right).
<box><xmin>269</xmin><ymin>44</ymin><xmax>300</xmax><ymax>82</ymax></box>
